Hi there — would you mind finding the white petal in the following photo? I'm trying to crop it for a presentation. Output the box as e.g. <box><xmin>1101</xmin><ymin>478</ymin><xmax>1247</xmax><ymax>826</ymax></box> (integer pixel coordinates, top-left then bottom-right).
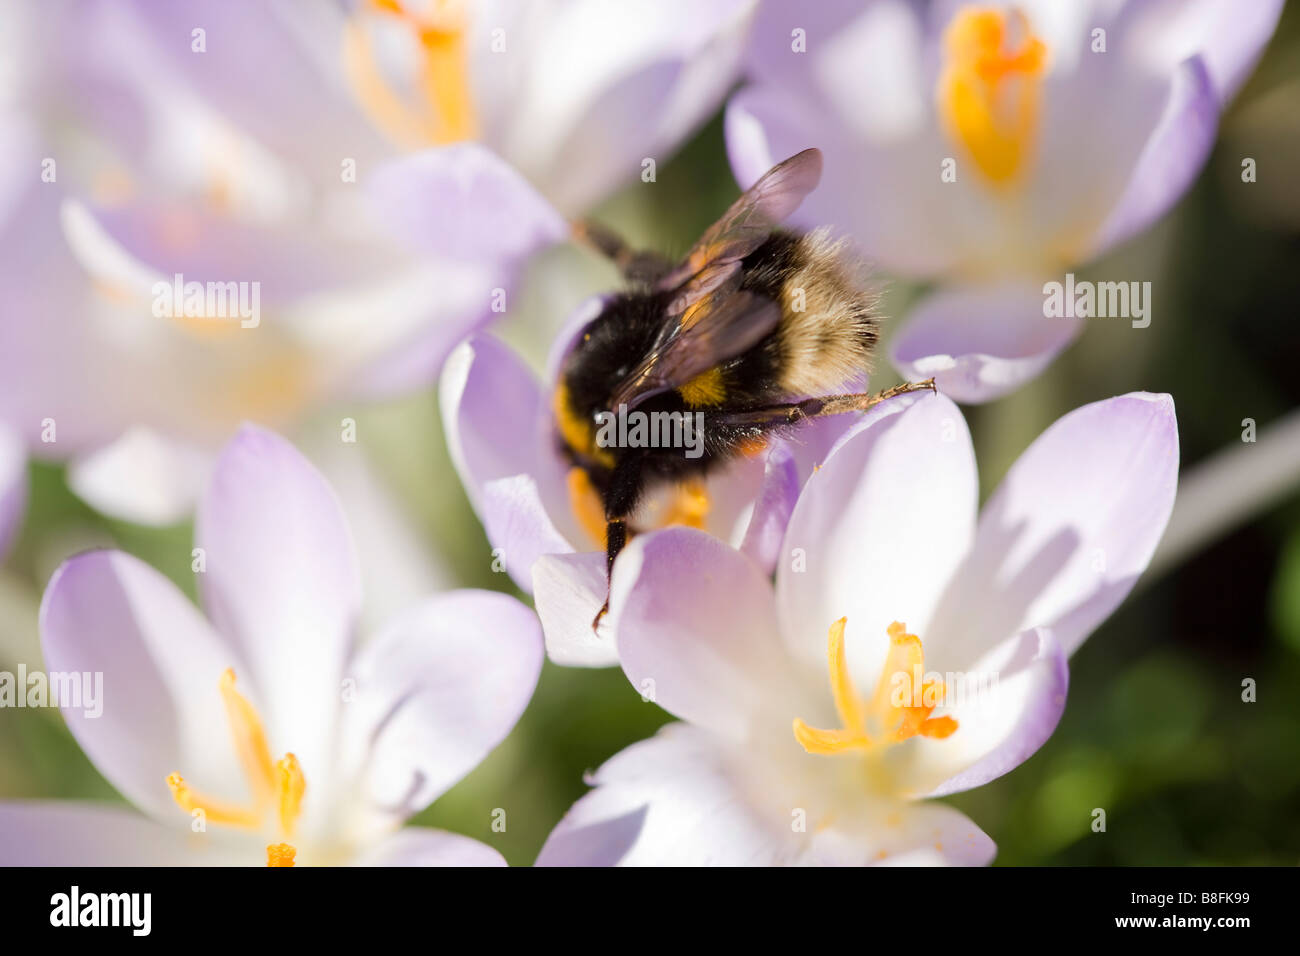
<box><xmin>351</xmin><ymin>827</ymin><xmax>507</xmax><ymax>867</ymax></box>
<box><xmin>537</xmin><ymin>723</ymin><xmax>995</xmax><ymax>866</ymax></box>
<box><xmin>927</xmin><ymin>393</ymin><xmax>1179</xmax><ymax>663</ymax></box>
<box><xmin>776</xmin><ymin>393</ymin><xmax>977</xmax><ymax>687</ymax></box>
<box><xmin>39</xmin><ymin>552</ymin><xmax>244</xmax><ymax>818</ymax></box>
<box><xmin>344</xmin><ymin>590</ymin><xmax>542</xmax><ymax>822</ymax></box>
<box><xmin>902</xmin><ymin>628</ymin><xmax>1070</xmax><ymax>797</ymax></box>
<box><xmin>67</xmin><ymin>428</ymin><xmax>209</xmax><ymax>525</ymax></box>
<box><xmin>0</xmin><ymin>425</ymin><xmax>27</xmax><ymax>558</ymax></box>
<box><xmin>533</xmin><ymin>550</ymin><xmax>618</xmax><ymax>667</ymax></box>
<box><xmin>0</xmin><ymin>801</ymin><xmax>250</xmax><ymax>866</ymax></box>
<box><xmin>611</xmin><ymin>529</ymin><xmax>791</xmax><ymax>740</ymax></box>
<box><xmin>195</xmin><ymin>426</ymin><xmax>361</xmax><ymax>782</ymax></box>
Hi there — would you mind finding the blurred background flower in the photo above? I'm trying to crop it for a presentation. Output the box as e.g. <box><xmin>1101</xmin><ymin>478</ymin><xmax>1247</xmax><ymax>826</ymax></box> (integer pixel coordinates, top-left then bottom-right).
<box><xmin>727</xmin><ymin>0</ymin><xmax>1284</xmax><ymax>401</ymax></box>
<box><xmin>1</xmin><ymin>0</ymin><xmax>1298</xmax><ymax>866</ymax></box>
<box><xmin>1</xmin><ymin>426</ymin><xmax>541</xmax><ymax>866</ymax></box>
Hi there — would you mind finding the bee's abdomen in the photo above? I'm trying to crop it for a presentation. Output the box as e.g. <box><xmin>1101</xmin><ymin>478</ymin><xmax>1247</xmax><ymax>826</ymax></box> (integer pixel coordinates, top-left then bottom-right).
<box><xmin>740</xmin><ymin>229</ymin><xmax>880</xmax><ymax>399</ymax></box>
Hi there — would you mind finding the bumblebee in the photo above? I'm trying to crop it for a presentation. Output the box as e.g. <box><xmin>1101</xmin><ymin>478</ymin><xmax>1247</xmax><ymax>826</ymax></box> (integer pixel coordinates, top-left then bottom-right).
<box><xmin>558</xmin><ymin>148</ymin><xmax>934</xmax><ymax>628</ymax></box>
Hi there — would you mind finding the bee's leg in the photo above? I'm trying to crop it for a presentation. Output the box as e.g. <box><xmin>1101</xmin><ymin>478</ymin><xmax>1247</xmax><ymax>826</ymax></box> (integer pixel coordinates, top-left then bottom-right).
<box><xmin>571</xmin><ymin>219</ymin><xmax>673</xmax><ymax>285</ymax></box>
<box><xmin>591</xmin><ymin>455</ymin><xmax>646</xmax><ymax>632</ymax></box>
<box><xmin>803</xmin><ymin>378</ymin><xmax>938</xmax><ymax>419</ymax></box>
<box><xmin>712</xmin><ymin>379</ymin><xmax>938</xmax><ymax>428</ymax></box>
<box><xmin>592</xmin><ymin>517</ymin><xmax>628</xmax><ymax>631</ymax></box>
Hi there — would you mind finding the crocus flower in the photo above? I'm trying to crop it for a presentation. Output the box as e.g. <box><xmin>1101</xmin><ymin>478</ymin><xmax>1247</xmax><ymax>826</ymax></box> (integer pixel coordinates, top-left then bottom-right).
<box><xmin>538</xmin><ymin>390</ymin><xmax>1178</xmax><ymax>864</ymax></box>
<box><xmin>122</xmin><ymin>0</ymin><xmax>758</xmax><ymax>216</ymax></box>
<box><xmin>0</xmin><ymin>1</ymin><xmax>565</xmax><ymax>526</ymax></box>
<box><xmin>727</xmin><ymin>0</ymin><xmax>1282</xmax><ymax>401</ymax></box>
<box><xmin>441</xmin><ymin>301</ymin><xmax>849</xmax><ymax>667</ymax></box>
<box><xmin>0</xmin><ymin>425</ymin><xmax>542</xmax><ymax>866</ymax></box>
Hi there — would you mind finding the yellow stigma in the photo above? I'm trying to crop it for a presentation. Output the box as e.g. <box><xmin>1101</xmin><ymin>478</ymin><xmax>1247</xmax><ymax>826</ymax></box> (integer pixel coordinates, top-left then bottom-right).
<box><xmin>343</xmin><ymin>0</ymin><xmax>478</xmax><ymax>148</ymax></box>
<box><xmin>267</xmin><ymin>843</ymin><xmax>297</xmax><ymax>868</ymax></box>
<box><xmin>166</xmin><ymin>669</ymin><xmax>308</xmax><ymax>863</ymax></box>
<box><xmin>937</xmin><ymin>6</ymin><xmax>1048</xmax><ymax>186</ymax></box>
<box><xmin>276</xmin><ymin>754</ymin><xmax>306</xmax><ymax>839</ymax></box>
<box><xmin>793</xmin><ymin>619</ymin><xmax>957</xmax><ymax>756</ymax></box>
<box><xmin>218</xmin><ymin>667</ymin><xmax>276</xmax><ymax>808</ymax></box>
<box><xmin>677</xmin><ymin>367</ymin><xmax>726</xmax><ymax>407</ymax></box>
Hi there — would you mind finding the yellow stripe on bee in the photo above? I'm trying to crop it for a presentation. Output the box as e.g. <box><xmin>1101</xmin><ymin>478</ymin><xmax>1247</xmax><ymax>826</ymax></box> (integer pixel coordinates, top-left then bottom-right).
<box><xmin>677</xmin><ymin>367</ymin><xmax>726</xmax><ymax>406</ymax></box>
<box><xmin>554</xmin><ymin>383</ymin><xmax>615</xmax><ymax>467</ymax></box>
<box><xmin>566</xmin><ymin>467</ymin><xmax>609</xmax><ymax>548</ymax></box>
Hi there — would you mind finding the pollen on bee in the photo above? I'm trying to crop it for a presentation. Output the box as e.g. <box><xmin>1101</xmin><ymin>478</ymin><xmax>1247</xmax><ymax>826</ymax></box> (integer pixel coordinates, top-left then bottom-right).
<box><xmin>566</xmin><ymin>467</ymin><xmax>609</xmax><ymax>547</ymax></box>
<box><xmin>677</xmin><ymin>367</ymin><xmax>727</xmax><ymax>406</ymax></box>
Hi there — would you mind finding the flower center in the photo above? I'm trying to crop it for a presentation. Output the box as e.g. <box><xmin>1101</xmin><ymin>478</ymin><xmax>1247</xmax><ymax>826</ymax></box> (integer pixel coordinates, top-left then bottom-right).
<box><xmin>166</xmin><ymin>669</ymin><xmax>307</xmax><ymax>867</ymax></box>
<box><xmin>793</xmin><ymin>619</ymin><xmax>957</xmax><ymax>755</ymax></box>
<box><xmin>937</xmin><ymin>5</ymin><xmax>1048</xmax><ymax>187</ymax></box>
<box><xmin>343</xmin><ymin>0</ymin><xmax>479</xmax><ymax>148</ymax></box>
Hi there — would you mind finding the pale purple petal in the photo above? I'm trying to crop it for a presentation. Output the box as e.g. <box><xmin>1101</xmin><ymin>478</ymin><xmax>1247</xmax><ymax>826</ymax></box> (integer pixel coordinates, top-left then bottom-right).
<box><xmin>66</xmin><ymin>428</ymin><xmax>209</xmax><ymax>526</ymax></box>
<box><xmin>1090</xmin><ymin>56</ymin><xmax>1219</xmax><ymax>257</ymax></box>
<box><xmin>535</xmin><ymin>724</ymin><xmax>787</xmax><ymax>866</ymax></box>
<box><xmin>532</xmin><ymin>551</ymin><xmax>617</xmax><ymax>667</ymax></box>
<box><xmin>440</xmin><ymin>335</ymin><xmax>580</xmax><ymax>565</ymax></box>
<box><xmin>440</xmin><ymin>336</ymin><xmax>546</xmax><ymax>511</ymax></box>
<box><xmin>891</xmin><ymin>283</ymin><xmax>1083</xmax><ymax>405</ymax></box>
<box><xmin>740</xmin><ymin>0</ymin><xmax>880</xmax><ymax>88</ymax></box>
<box><xmin>0</xmin><ymin>802</ymin><xmax>249</xmax><ymax>866</ymax></box>
<box><xmin>195</xmin><ymin>425</ymin><xmax>361</xmax><ymax>780</ymax></box>
<box><xmin>481</xmin><ymin>474</ymin><xmax>575</xmax><ymax>591</ymax></box>
<box><xmin>537</xmin><ymin>723</ymin><xmax>996</xmax><ymax>866</ymax></box>
<box><xmin>612</xmin><ymin>529</ymin><xmax>790</xmax><ymax>740</ymax></box>
<box><xmin>0</xmin><ymin>426</ymin><xmax>26</xmax><ymax>558</ymax></box>
<box><xmin>367</xmin><ymin>143</ymin><xmax>568</xmax><ymax>263</ymax></box>
<box><xmin>492</xmin><ymin>0</ymin><xmax>757</xmax><ymax>214</ymax></box>
<box><xmin>1121</xmin><ymin>0</ymin><xmax>1284</xmax><ymax>103</ymax></box>
<box><xmin>916</xmin><ymin>628</ymin><xmax>1069</xmax><ymax>798</ymax></box>
<box><xmin>62</xmin><ymin>198</ymin><xmax>484</xmax><ymax>419</ymax></box>
<box><xmin>928</xmin><ymin>393</ymin><xmax>1179</xmax><ymax>663</ymax></box>
<box><xmin>0</xmin><ymin>163</ymin><xmax>132</xmax><ymax>455</ymax></box>
<box><xmin>118</xmin><ymin>0</ymin><xmax>391</xmax><ymax>174</ymax></box>
<box><xmin>65</xmin><ymin>198</ymin><xmax>403</xmax><ymax>309</ymax></box>
<box><xmin>776</xmin><ymin>393</ymin><xmax>977</xmax><ymax>685</ymax></box>
<box><xmin>344</xmin><ymin>590</ymin><xmax>541</xmax><ymax>821</ymax></box>
<box><xmin>39</xmin><ymin>551</ymin><xmax>245</xmax><ymax>819</ymax></box>
<box><xmin>352</xmin><ymin>827</ymin><xmax>507</xmax><ymax>867</ymax></box>
<box><xmin>737</xmin><ymin>441</ymin><xmax>799</xmax><ymax>573</ymax></box>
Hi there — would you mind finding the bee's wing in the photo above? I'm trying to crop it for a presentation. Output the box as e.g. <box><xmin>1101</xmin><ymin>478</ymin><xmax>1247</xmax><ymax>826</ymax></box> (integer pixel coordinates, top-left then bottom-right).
<box><xmin>610</xmin><ymin>290</ymin><xmax>781</xmax><ymax>411</ymax></box>
<box><xmin>656</xmin><ymin>147</ymin><xmax>823</xmax><ymax>300</ymax></box>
